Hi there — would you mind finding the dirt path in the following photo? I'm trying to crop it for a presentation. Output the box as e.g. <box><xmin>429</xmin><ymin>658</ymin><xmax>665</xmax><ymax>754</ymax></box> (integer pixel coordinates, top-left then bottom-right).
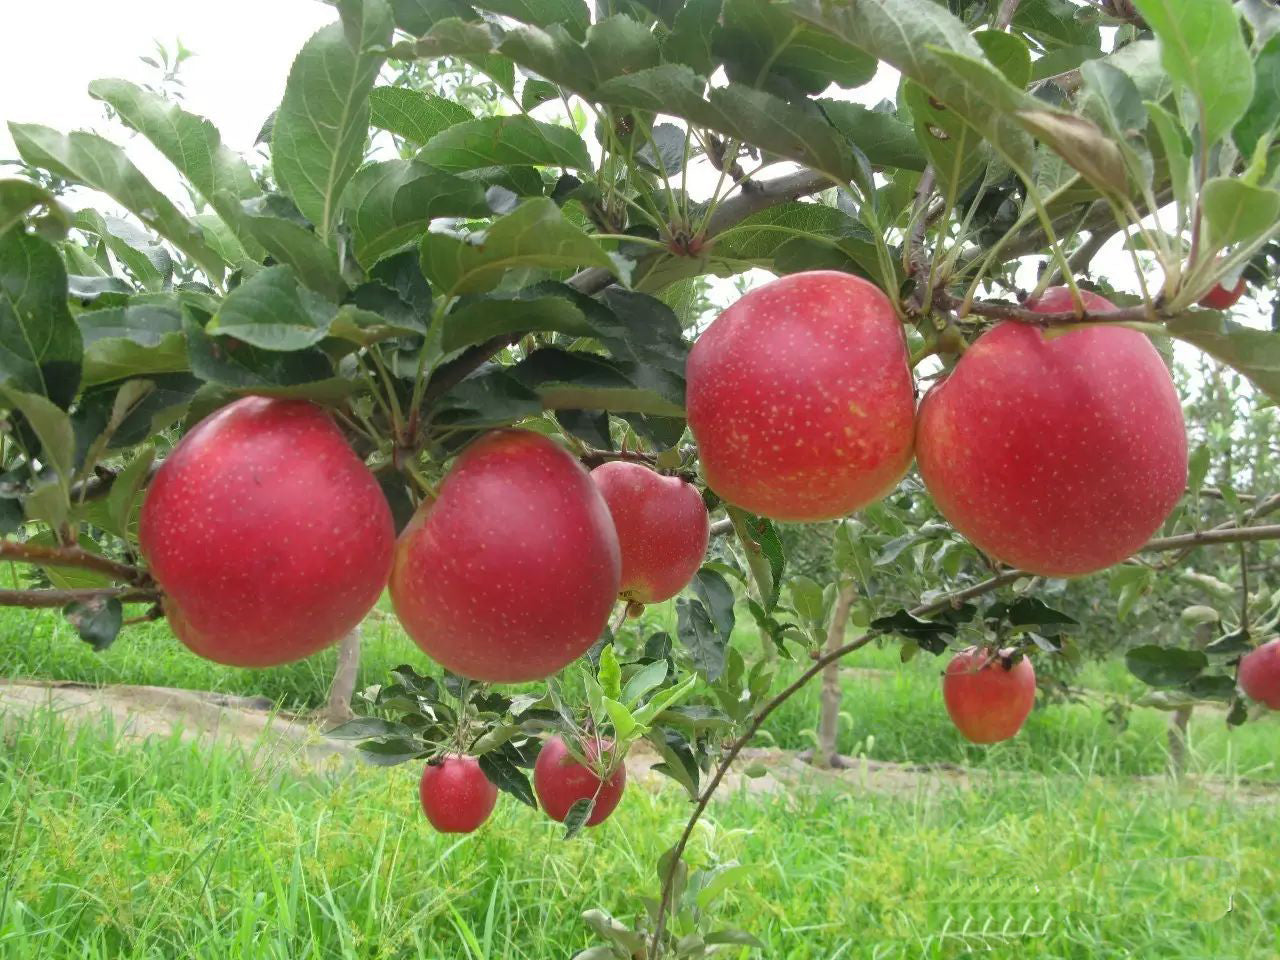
<box><xmin>2</xmin><ymin>678</ymin><xmax>1274</xmax><ymax>803</ymax></box>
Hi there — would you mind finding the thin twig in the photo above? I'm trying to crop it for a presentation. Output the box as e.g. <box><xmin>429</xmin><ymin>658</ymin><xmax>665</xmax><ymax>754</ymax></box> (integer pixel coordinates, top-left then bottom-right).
<box><xmin>0</xmin><ymin>586</ymin><xmax>160</xmax><ymax>608</ymax></box>
<box><xmin>0</xmin><ymin>540</ymin><xmax>147</xmax><ymax>585</ymax></box>
<box><xmin>935</xmin><ymin>290</ymin><xmax>1153</xmax><ymax>327</ymax></box>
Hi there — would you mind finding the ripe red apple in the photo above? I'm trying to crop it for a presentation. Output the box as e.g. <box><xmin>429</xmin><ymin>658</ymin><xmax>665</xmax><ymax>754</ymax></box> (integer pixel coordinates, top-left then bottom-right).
<box><xmin>139</xmin><ymin>396</ymin><xmax>394</xmax><ymax>667</ymax></box>
<box><xmin>943</xmin><ymin>647</ymin><xmax>1037</xmax><ymax>744</ymax></box>
<box><xmin>419</xmin><ymin>755</ymin><xmax>498</xmax><ymax>833</ymax></box>
<box><xmin>1239</xmin><ymin>638</ymin><xmax>1280</xmax><ymax>709</ymax></box>
<box><xmin>590</xmin><ymin>461</ymin><xmax>709</xmax><ymax>603</ymax></box>
<box><xmin>533</xmin><ymin>735</ymin><xmax>626</xmax><ymax>827</ymax></box>
<box><xmin>685</xmin><ymin>270</ymin><xmax>915</xmax><ymax>522</ymax></box>
<box><xmin>1198</xmin><ymin>276</ymin><xmax>1247</xmax><ymax>310</ymax></box>
<box><xmin>389</xmin><ymin>430</ymin><xmax>620</xmax><ymax>683</ymax></box>
<box><xmin>916</xmin><ymin>287</ymin><xmax>1187</xmax><ymax>576</ymax></box>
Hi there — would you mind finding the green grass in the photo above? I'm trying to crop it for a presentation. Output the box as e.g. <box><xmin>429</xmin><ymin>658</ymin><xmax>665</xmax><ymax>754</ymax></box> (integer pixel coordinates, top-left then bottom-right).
<box><xmin>3</xmin><ymin>602</ymin><xmax>1276</xmax><ymax>783</ymax></box>
<box><xmin>1</xmin><ymin>709</ymin><xmax>1276</xmax><ymax>959</ymax></box>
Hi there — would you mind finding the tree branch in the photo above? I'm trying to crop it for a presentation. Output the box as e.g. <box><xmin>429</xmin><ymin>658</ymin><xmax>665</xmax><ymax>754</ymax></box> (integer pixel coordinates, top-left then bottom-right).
<box><xmin>0</xmin><ymin>539</ymin><xmax>148</xmax><ymax>585</ymax></box>
<box><xmin>0</xmin><ymin>586</ymin><xmax>160</xmax><ymax>608</ymax></box>
<box><xmin>996</xmin><ymin>0</ymin><xmax>1022</xmax><ymax>29</ymax></box>
<box><xmin>1143</xmin><ymin>524</ymin><xmax>1280</xmax><ymax>552</ymax></box>
<box><xmin>935</xmin><ymin>290</ymin><xmax>1153</xmax><ymax>327</ymax></box>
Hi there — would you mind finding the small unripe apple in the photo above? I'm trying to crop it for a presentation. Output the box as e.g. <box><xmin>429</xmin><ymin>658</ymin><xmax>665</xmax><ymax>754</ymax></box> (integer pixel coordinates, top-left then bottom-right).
<box><xmin>590</xmin><ymin>461</ymin><xmax>709</xmax><ymax>603</ymax></box>
<box><xmin>419</xmin><ymin>755</ymin><xmax>498</xmax><ymax>834</ymax></box>
<box><xmin>390</xmin><ymin>430</ymin><xmax>620</xmax><ymax>683</ymax></box>
<box><xmin>139</xmin><ymin>396</ymin><xmax>394</xmax><ymax>667</ymax></box>
<box><xmin>916</xmin><ymin>287</ymin><xmax>1187</xmax><ymax>576</ymax></box>
<box><xmin>533</xmin><ymin>735</ymin><xmax>626</xmax><ymax>827</ymax></box>
<box><xmin>1198</xmin><ymin>276</ymin><xmax>1247</xmax><ymax>310</ymax></box>
<box><xmin>943</xmin><ymin>647</ymin><xmax>1036</xmax><ymax>744</ymax></box>
<box><xmin>1239</xmin><ymin>638</ymin><xmax>1280</xmax><ymax>708</ymax></box>
<box><xmin>686</xmin><ymin>270</ymin><xmax>915</xmax><ymax>522</ymax></box>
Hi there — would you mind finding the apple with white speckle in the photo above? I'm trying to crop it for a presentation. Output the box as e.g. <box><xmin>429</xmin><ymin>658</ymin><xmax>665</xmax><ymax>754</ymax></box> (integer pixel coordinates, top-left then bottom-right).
<box><xmin>139</xmin><ymin>396</ymin><xmax>394</xmax><ymax>667</ymax></box>
<box><xmin>1239</xmin><ymin>638</ymin><xmax>1280</xmax><ymax>709</ymax></box>
<box><xmin>419</xmin><ymin>755</ymin><xmax>498</xmax><ymax>834</ymax></box>
<box><xmin>390</xmin><ymin>429</ymin><xmax>620</xmax><ymax>683</ymax></box>
<box><xmin>916</xmin><ymin>287</ymin><xmax>1187</xmax><ymax>576</ymax></box>
<box><xmin>943</xmin><ymin>647</ymin><xmax>1036</xmax><ymax>744</ymax></box>
<box><xmin>590</xmin><ymin>461</ymin><xmax>709</xmax><ymax>604</ymax></box>
<box><xmin>533</xmin><ymin>735</ymin><xmax>626</xmax><ymax>827</ymax></box>
<box><xmin>685</xmin><ymin>270</ymin><xmax>916</xmax><ymax>522</ymax></box>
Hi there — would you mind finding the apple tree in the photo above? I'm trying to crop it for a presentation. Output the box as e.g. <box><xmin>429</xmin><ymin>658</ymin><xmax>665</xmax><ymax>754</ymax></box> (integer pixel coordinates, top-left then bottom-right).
<box><xmin>4</xmin><ymin>0</ymin><xmax>1280</xmax><ymax>954</ymax></box>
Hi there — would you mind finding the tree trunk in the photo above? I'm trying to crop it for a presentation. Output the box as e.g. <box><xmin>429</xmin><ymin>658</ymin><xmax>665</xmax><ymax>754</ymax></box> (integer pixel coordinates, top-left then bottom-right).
<box><xmin>1168</xmin><ymin>704</ymin><xmax>1192</xmax><ymax>779</ymax></box>
<box><xmin>321</xmin><ymin>625</ymin><xmax>362</xmax><ymax>726</ymax></box>
<box><xmin>813</xmin><ymin>583</ymin><xmax>858</xmax><ymax>769</ymax></box>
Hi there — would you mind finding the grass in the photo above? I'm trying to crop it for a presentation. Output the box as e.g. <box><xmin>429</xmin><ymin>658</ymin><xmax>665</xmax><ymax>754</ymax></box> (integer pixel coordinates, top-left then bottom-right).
<box><xmin>2</xmin><ymin>708</ymin><xmax>1277</xmax><ymax>960</ymax></box>
<box><xmin>4</xmin><ymin>600</ymin><xmax>1275</xmax><ymax>783</ymax></box>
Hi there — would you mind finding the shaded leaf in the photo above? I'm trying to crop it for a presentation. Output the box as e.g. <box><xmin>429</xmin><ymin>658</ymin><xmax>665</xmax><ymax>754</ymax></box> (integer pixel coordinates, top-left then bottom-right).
<box><xmin>1125</xmin><ymin>644</ymin><xmax>1208</xmax><ymax>688</ymax></box>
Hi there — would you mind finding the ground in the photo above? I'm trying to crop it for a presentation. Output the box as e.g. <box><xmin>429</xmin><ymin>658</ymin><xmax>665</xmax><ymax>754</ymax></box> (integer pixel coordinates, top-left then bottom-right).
<box><xmin>1</xmin><ymin>602</ymin><xmax>1277</xmax><ymax>959</ymax></box>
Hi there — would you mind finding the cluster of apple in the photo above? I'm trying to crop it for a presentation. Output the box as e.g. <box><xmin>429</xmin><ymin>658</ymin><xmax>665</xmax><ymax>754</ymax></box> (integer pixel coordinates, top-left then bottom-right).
<box><xmin>135</xmin><ymin>268</ymin><xmax>1271</xmax><ymax>832</ymax></box>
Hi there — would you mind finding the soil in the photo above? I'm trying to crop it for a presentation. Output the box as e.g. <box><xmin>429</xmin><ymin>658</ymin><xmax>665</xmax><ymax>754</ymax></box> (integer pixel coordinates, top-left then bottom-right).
<box><xmin>2</xmin><ymin>678</ymin><xmax>1274</xmax><ymax>803</ymax></box>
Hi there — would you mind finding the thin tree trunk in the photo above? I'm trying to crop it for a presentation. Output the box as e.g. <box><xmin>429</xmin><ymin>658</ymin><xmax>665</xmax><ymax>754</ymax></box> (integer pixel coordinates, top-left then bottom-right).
<box><xmin>813</xmin><ymin>583</ymin><xmax>858</xmax><ymax>769</ymax></box>
<box><xmin>1168</xmin><ymin>705</ymin><xmax>1192</xmax><ymax>779</ymax></box>
<box><xmin>321</xmin><ymin>625</ymin><xmax>362</xmax><ymax>726</ymax></box>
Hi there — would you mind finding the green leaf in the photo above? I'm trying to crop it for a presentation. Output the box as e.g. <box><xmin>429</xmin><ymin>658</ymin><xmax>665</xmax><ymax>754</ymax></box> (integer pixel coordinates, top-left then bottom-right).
<box><xmin>695</xmin><ymin>863</ymin><xmax>753</xmax><ymax>909</ymax></box>
<box><xmin>1129</xmin><ymin>0</ymin><xmax>1253</xmax><ymax>148</ymax></box>
<box><xmin>746</xmin><ymin>516</ymin><xmax>786</xmax><ymax>612</ymax></box>
<box><xmin>714</xmin><ymin>0</ymin><xmax>877</xmax><ymax>97</ymax></box>
<box><xmin>2</xmin><ymin>385</ymin><xmax>75</xmax><ymax>485</ymax></box>
<box><xmin>87</xmin><ymin>78</ymin><xmax>259</xmax><ymax>204</ymax></box>
<box><xmin>676</xmin><ymin>597</ymin><xmax>726</xmax><ymax>681</ymax></box>
<box><xmin>185</xmin><ymin>313</ymin><xmax>350</xmax><ymax>401</ymax></box>
<box><xmin>418</xmin><ymin>115</ymin><xmax>593</xmax><ymax>173</ymax></box>
<box><xmin>215</xmin><ymin>194</ymin><xmax>346</xmax><ymax>301</ymax></box>
<box><xmin>1014</xmin><ymin>108</ymin><xmax>1128</xmax><ymax>198</ymax></box>
<box><xmin>598</xmin><ymin>643</ymin><xmax>622</xmax><ymax>701</ymax></box>
<box><xmin>1199</xmin><ymin>178</ymin><xmax>1280</xmax><ymax>254</ymax></box>
<box><xmin>9</xmin><ymin>123</ymin><xmax>226</xmax><ymax>282</ymax></box>
<box><xmin>786</xmin><ymin>0</ymin><xmax>1034</xmax><ymax>176</ymax></box>
<box><xmin>869</xmin><ymin>609</ymin><xmax>960</xmax><ymax>655</ymax></box>
<box><xmin>0</xmin><ymin>229</ymin><xmax>82</xmax><ymax>407</ymax></box>
<box><xmin>1011</xmin><ymin>0</ymin><xmax>1099</xmax><ymax>50</ymax></box>
<box><xmin>646</xmin><ymin>728</ymin><xmax>699</xmax><ymax>797</ymax></box>
<box><xmin>369</xmin><ymin>86</ymin><xmax>474</xmax><ymax>146</ymax></box>
<box><xmin>1125</xmin><ymin>644</ymin><xmax>1208</xmax><ymax>688</ymax></box>
<box><xmin>561</xmin><ymin>797</ymin><xmax>594</xmax><ymax>839</ymax></box>
<box><xmin>973</xmin><ymin>29</ymin><xmax>1032</xmax><ymax>89</ymax></box>
<box><xmin>355</xmin><ymin>737</ymin><xmax>427</xmax><ymax>765</ymax></box>
<box><xmin>272</xmin><ymin>1</ymin><xmax>393</xmax><ymax>242</ymax></box>
<box><xmin>63</xmin><ymin>596</ymin><xmax>124</xmax><ymax>652</ymax></box>
<box><xmin>420</xmin><ymin>197</ymin><xmax>615</xmax><ymax>296</ymax></box>
<box><xmin>509</xmin><ymin>347</ymin><xmax>685</xmax><ymax>417</ymax></box>
<box><xmin>902</xmin><ymin>81</ymin><xmax>986</xmax><ymax>199</ymax></box>
<box><xmin>106</xmin><ymin>447</ymin><xmax>155</xmax><ymax>542</ymax></box>
<box><xmin>818</xmin><ymin>101</ymin><xmax>928</xmax><ymax>172</ymax></box>
<box><xmin>433</xmin><ymin>367</ymin><xmax>543</xmax><ymax>427</ymax></box>
<box><xmin>0</xmin><ymin>180</ymin><xmax>69</xmax><ymax>238</ymax></box>
<box><xmin>691</xmin><ymin>567</ymin><xmax>735</xmax><ymax>641</ymax></box>
<box><xmin>621</xmin><ymin>660</ymin><xmax>668</xmax><ymax>705</ymax></box>
<box><xmin>471</xmin><ymin>0</ymin><xmax>590</xmax><ymax>39</ymax></box>
<box><xmin>72</xmin><ymin>210</ymin><xmax>172</xmax><ymax>292</ymax></box>
<box><xmin>601</xmin><ymin>697</ymin><xmax>637</xmax><ymax>739</ymax></box>
<box><xmin>664</xmin><ymin>0</ymin><xmax>720</xmax><ymax>74</ymax></box>
<box><xmin>78</xmin><ymin>303</ymin><xmax>188</xmax><ymax>386</ymax></box>
<box><xmin>1234</xmin><ymin>36</ymin><xmax>1280</xmax><ymax>158</ymax></box>
<box><xmin>789</xmin><ymin>574</ymin><xmax>825</xmax><ymax>624</ymax></box>
<box><xmin>1165</xmin><ymin>310</ymin><xmax>1280</xmax><ymax>403</ymax></box>
<box><xmin>340</xmin><ymin>160</ymin><xmax>489</xmax><ymax>268</ymax></box>
<box><xmin>207</xmin><ymin>266</ymin><xmax>338</xmax><ymax>351</ymax></box>
<box><xmin>1146</xmin><ymin>101</ymin><xmax>1192</xmax><ymax>216</ymax></box>
<box><xmin>477</xmin><ymin>749</ymin><xmax>538</xmax><ymax>806</ymax></box>
<box><xmin>324</xmin><ymin>716</ymin><xmax>412</xmax><ymax>739</ymax></box>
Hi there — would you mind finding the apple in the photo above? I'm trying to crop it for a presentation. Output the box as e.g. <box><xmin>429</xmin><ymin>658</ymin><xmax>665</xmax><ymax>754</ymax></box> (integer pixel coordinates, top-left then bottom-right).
<box><xmin>685</xmin><ymin>270</ymin><xmax>916</xmax><ymax>522</ymax></box>
<box><xmin>1239</xmin><ymin>638</ymin><xmax>1280</xmax><ymax>709</ymax></box>
<box><xmin>139</xmin><ymin>396</ymin><xmax>394</xmax><ymax>667</ymax></box>
<box><xmin>390</xmin><ymin>430</ymin><xmax>620</xmax><ymax>683</ymax></box>
<box><xmin>1198</xmin><ymin>276</ymin><xmax>1247</xmax><ymax>311</ymax></box>
<box><xmin>943</xmin><ymin>647</ymin><xmax>1036</xmax><ymax>744</ymax></box>
<box><xmin>533</xmin><ymin>735</ymin><xmax>626</xmax><ymax>827</ymax></box>
<box><xmin>419</xmin><ymin>755</ymin><xmax>499</xmax><ymax>834</ymax></box>
<box><xmin>590</xmin><ymin>461</ymin><xmax>709</xmax><ymax>603</ymax></box>
<box><xmin>916</xmin><ymin>287</ymin><xmax>1187</xmax><ymax>576</ymax></box>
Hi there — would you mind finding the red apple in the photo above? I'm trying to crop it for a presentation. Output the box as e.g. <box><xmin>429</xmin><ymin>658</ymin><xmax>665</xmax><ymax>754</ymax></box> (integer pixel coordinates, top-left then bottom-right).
<box><xmin>419</xmin><ymin>755</ymin><xmax>498</xmax><ymax>833</ymax></box>
<box><xmin>590</xmin><ymin>461</ymin><xmax>709</xmax><ymax>603</ymax></box>
<box><xmin>685</xmin><ymin>270</ymin><xmax>915</xmax><ymax>522</ymax></box>
<box><xmin>533</xmin><ymin>735</ymin><xmax>626</xmax><ymax>827</ymax></box>
<box><xmin>1198</xmin><ymin>276</ymin><xmax>1247</xmax><ymax>310</ymax></box>
<box><xmin>389</xmin><ymin>430</ymin><xmax>620</xmax><ymax>683</ymax></box>
<box><xmin>1239</xmin><ymin>638</ymin><xmax>1280</xmax><ymax>709</ymax></box>
<box><xmin>916</xmin><ymin>287</ymin><xmax>1187</xmax><ymax>576</ymax></box>
<box><xmin>943</xmin><ymin>647</ymin><xmax>1037</xmax><ymax>744</ymax></box>
<box><xmin>139</xmin><ymin>396</ymin><xmax>394</xmax><ymax>667</ymax></box>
